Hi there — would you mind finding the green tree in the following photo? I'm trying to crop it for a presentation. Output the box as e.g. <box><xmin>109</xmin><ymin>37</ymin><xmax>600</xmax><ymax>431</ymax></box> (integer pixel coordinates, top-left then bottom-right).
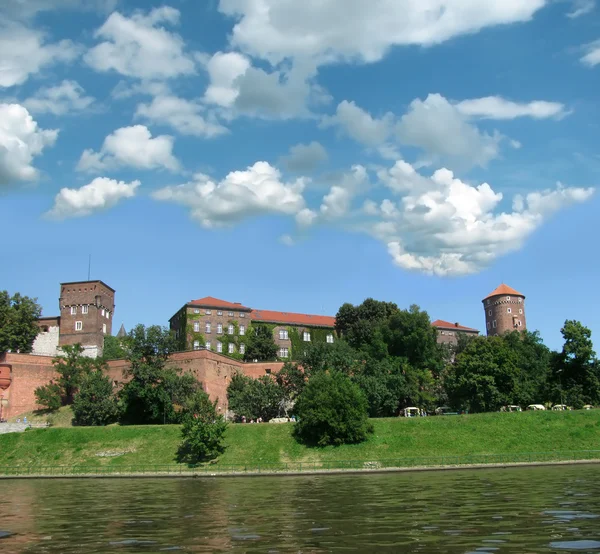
<box><xmin>0</xmin><ymin>291</ymin><xmax>42</xmax><ymax>354</ymax></box>
<box><xmin>243</xmin><ymin>324</ymin><xmax>278</xmax><ymax>361</ymax></box>
<box><xmin>119</xmin><ymin>324</ymin><xmax>198</xmax><ymax>425</ymax></box>
<box><xmin>177</xmin><ymin>390</ymin><xmax>228</xmax><ymax>464</ymax></box>
<box><xmin>293</xmin><ymin>370</ymin><xmax>373</xmax><ymax>446</ymax></box>
<box><xmin>227</xmin><ymin>373</ymin><xmax>283</xmax><ymax>421</ymax></box>
<box><xmin>72</xmin><ymin>370</ymin><xmax>119</xmax><ymax>426</ymax></box>
<box><xmin>102</xmin><ymin>335</ymin><xmax>127</xmax><ymax>361</ymax></box>
<box><xmin>33</xmin><ymin>382</ymin><xmax>62</xmax><ymax>411</ymax></box>
<box><xmin>275</xmin><ymin>362</ymin><xmax>306</xmax><ymax>405</ymax></box>
<box><xmin>299</xmin><ymin>340</ymin><xmax>359</xmax><ymax>377</ymax></box>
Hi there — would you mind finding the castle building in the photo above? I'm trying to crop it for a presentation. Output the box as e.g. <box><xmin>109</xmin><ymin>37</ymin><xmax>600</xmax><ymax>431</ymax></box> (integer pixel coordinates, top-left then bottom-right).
<box><xmin>482</xmin><ymin>284</ymin><xmax>526</xmax><ymax>337</ymax></box>
<box><xmin>31</xmin><ymin>280</ymin><xmax>115</xmax><ymax>358</ymax></box>
<box><xmin>431</xmin><ymin>320</ymin><xmax>479</xmax><ymax>346</ymax></box>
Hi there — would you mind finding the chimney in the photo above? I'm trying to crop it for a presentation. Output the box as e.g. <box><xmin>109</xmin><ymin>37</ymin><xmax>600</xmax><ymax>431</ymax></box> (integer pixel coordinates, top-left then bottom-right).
<box><xmin>455</xmin><ymin>322</ymin><xmax>459</xmax><ymax>327</ymax></box>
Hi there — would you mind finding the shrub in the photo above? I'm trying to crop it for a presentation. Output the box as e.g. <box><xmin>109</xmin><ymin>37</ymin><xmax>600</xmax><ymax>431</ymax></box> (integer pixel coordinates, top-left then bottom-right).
<box><xmin>34</xmin><ymin>382</ymin><xmax>62</xmax><ymax>411</ymax></box>
<box><xmin>72</xmin><ymin>370</ymin><xmax>119</xmax><ymax>426</ymax></box>
<box><xmin>293</xmin><ymin>370</ymin><xmax>373</xmax><ymax>446</ymax></box>
<box><xmin>177</xmin><ymin>391</ymin><xmax>228</xmax><ymax>464</ymax></box>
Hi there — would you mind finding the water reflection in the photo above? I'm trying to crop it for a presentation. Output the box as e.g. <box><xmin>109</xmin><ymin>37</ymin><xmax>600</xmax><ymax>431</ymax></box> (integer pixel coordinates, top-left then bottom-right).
<box><xmin>1</xmin><ymin>465</ymin><xmax>600</xmax><ymax>552</ymax></box>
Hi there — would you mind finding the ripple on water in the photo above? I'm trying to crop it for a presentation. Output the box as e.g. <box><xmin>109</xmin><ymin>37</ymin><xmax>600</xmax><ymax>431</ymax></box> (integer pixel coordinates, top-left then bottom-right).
<box><xmin>550</xmin><ymin>540</ymin><xmax>600</xmax><ymax>550</ymax></box>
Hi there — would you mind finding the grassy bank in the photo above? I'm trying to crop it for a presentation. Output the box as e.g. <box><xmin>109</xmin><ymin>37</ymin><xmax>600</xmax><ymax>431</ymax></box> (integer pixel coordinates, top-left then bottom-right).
<box><xmin>0</xmin><ymin>411</ymin><xmax>599</xmax><ymax>474</ymax></box>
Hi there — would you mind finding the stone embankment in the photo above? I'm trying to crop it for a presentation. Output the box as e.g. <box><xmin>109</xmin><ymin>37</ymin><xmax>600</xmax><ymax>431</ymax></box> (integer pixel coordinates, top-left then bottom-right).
<box><xmin>0</xmin><ymin>423</ymin><xmax>30</xmax><ymax>435</ymax></box>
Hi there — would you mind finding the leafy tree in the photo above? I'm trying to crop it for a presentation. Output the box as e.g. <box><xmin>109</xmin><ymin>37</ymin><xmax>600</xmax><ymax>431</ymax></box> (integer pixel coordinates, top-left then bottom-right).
<box><xmin>243</xmin><ymin>324</ymin><xmax>278</xmax><ymax>361</ymax></box>
<box><xmin>293</xmin><ymin>370</ymin><xmax>373</xmax><ymax>446</ymax></box>
<box><xmin>102</xmin><ymin>335</ymin><xmax>127</xmax><ymax>361</ymax></box>
<box><xmin>0</xmin><ymin>291</ymin><xmax>42</xmax><ymax>354</ymax></box>
<box><xmin>227</xmin><ymin>373</ymin><xmax>283</xmax><ymax>421</ymax></box>
<box><xmin>72</xmin><ymin>370</ymin><xmax>119</xmax><ymax>426</ymax></box>
<box><xmin>119</xmin><ymin>324</ymin><xmax>198</xmax><ymax>425</ymax></box>
<box><xmin>34</xmin><ymin>382</ymin><xmax>62</xmax><ymax>411</ymax></box>
<box><xmin>177</xmin><ymin>390</ymin><xmax>228</xmax><ymax>464</ymax></box>
<box><xmin>299</xmin><ymin>340</ymin><xmax>360</xmax><ymax>377</ymax></box>
<box><xmin>275</xmin><ymin>362</ymin><xmax>306</xmax><ymax>414</ymax></box>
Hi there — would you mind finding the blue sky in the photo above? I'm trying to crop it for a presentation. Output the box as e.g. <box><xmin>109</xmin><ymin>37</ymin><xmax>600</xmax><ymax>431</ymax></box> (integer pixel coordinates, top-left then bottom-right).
<box><xmin>1</xmin><ymin>0</ymin><xmax>599</xmax><ymax>350</ymax></box>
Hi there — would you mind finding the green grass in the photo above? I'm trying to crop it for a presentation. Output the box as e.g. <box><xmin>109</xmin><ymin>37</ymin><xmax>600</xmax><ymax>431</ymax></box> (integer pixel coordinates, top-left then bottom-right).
<box><xmin>1</xmin><ymin>411</ymin><xmax>599</xmax><ymax>473</ymax></box>
<box><xmin>8</xmin><ymin>406</ymin><xmax>76</xmax><ymax>428</ymax></box>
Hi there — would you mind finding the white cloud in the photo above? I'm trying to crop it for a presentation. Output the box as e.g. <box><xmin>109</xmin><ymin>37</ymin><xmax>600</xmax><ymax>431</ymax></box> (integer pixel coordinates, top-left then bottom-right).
<box><xmin>135</xmin><ymin>95</ymin><xmax>228</xmax><ymax>138</ymax></box>
<box><xmin>397</xmin><ymin>93</ymin><xmax>503</xmax><ymax>170</ymax></box>
<box><xmin>361</xmin><ymin>160</ymin><xmax>595</xmax><ymax>276</ymax></box>
<box><xmin>0</xmin><ymin>23</ymin><xmax>80</xmax><ymax>88</ymax></box>
<box><xmin>319</xmin><ymin>165</ymin><xmax>369</xmax><ymax>220</ymax></box>
<box><xmin>581</xmin><ymin>40</ymin><xmax>600</xmax><ymax>67</ymax></box>
<box><xmin>84</xmin><ymin>7</ymin><xmax>196</xmax><ymax>80</ymax></box>
<box><xmin>202</xmin><ymin>51</ymin><xmax>251</xmax><ymax>107</ymax></box>
<box><xmin>567</xmin><ymin>0</ymin><xmax>595</xmax><ymax>18</ymax></box>
<box><xmin>456</xmin><ymin>96</ymin><xmax>568</xmax><ymax>120</ymax></box>
<box><xmin>296</xmin><ymin>208</ymin><xmax>318</xmax><ymax>227</ymax></box>
<box><xmin>152</xmin><ymin>161</ymin><xmax>307</xmax><ymax>227</ymax></box>
<box><xmin>23</xmin><ymin>80</ymin><xmax>95</xmax><ymax>116</ymax></box>
<box><xmin>46</xmin><ymin>177</ymin><xmax>140</xmax><ymax>220</ymax></box>
<box><xmin>281</xmin><ymin>141</ymin><xmax>328</xmax><ymax>172</ymax></box>
<box><xmin>0</xmin><ymin>103</ymin><xmax>58</xmax><ymax>185</ymax></box>
<box><xmin>279</xmin><ymin>234</ymin><xmax>294</xmax><ymax>246</ymax></box>
<box><xmin>77</xmin><ymin>125</ymin><xmax>179</xmax><ymax>172</ymax></box>
<box><xmin>219</xmin><ymin>0</ymin><xmax>547</xmax><ymax>65</ymax></box>
<box><xmin>321</xmin><ymin>100</ymin><xmax>394</xmax><ymax>147</ymax></box>
<box><xmin>0</xmin><ymin>0</ymin><xmax>117</xmax><ymax>20</ymax></box>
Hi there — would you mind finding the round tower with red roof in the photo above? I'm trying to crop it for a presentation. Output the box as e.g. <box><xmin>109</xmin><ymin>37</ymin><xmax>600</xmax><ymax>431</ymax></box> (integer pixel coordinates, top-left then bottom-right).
<box><xmin>482</xmin><ymin>284</ymin><xmax>526</xmax><ymax>337</ymax></box>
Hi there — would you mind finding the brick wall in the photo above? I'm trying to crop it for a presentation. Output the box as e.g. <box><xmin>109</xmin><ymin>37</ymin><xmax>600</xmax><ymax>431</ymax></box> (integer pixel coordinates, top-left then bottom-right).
<box><xmin>483</xmin><ymin>294</ymin><xmax>527</xmax><ymax>336</ymax></box>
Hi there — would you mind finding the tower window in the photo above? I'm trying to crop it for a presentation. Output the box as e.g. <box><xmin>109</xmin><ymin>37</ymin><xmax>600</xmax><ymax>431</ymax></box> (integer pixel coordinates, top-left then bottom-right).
<box><xmin>82</xmin><ymin>305</ymin><xmax>89</xmax><ymax>314</ymax></box>
<box><xmin>102</xmin><ymin>323</ymin><xmax>107</xmax><ymax>334</ymax></box>
<box><xmin>506</xmin><ymin>296</ymin><xmax>511</xmax><ymax>301</ymax></box>
<box><xmin>487</xmin><ymin>322</ymin><xmax>490</xmax><ymax>330</ymax></box>
<box><xmin>101</xmin><ymin>308</ymin><xmax>105</xmax><ymax>316</ymax></box>
<box><xmin>71</xmin><ymin>306</ymin><xmax>77</xmax><ymax>315</ymax></box>
<box><xmin>492</xmin><ymin>320</ymin><xmax>497</xmax><ymax>329</ymax></box>
<box><xmin>518</xmin><ymin>298</ymin><xmax>522</xmax><ymax>303</ymax></box>
<box><xmin>75</xmin><ymin>321</ymin><xmax>82</xmax><ymax>331</ymax></box>
<box><xmin>519</xmin><ymin>309</ymin><xmax>523</xmax><ymax>314</ymax></box>
<box><xmin>488</xmin><ymin>310</ymin><xmax>492</xmax><ymax>316</ymax></box>
<box><xmin>517</xmin><ymin>320</ymin><xmax>522</xmax><ymax>327</ymax></box>
<box><xmin>507</xmin><ymin>308</ymin><xmax>512</xmax><ymax>314</ymax></box>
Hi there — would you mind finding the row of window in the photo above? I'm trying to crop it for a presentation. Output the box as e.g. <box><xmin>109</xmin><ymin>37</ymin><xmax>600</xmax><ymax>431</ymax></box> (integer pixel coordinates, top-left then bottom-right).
<box><xmin>69</xmin><ymin>306</ymin><xmax>111</xmax><ymax>318</ymax></box>
<box><xmin>193</xmin><ymin>308</ymin><xmax>246</xmax><ymax>318</ymax></box>
<box><xmin>486</xmin><ymin>320</ymin><xmax>523</xmax><ymax>330</ymax></box>
<box><xmin>486</xmin><ymin>296</ymin><xmax>523</xmax><ymax>306</ymax></box>
<box><xmin>74</xmin><ymin>321</ymin><xmax>108</xmax><ymax>333</ymax></box>
<box><xmin>194</xmin><ymin>322</ymin><xmax>245</xmax><ymax>335</ymax></box>
<box><xmin>278</xmin><ymin>329</ymin><xmax>334</xmax><ymax>343</ymax></box>
<box><xmin>194</xmin><ymin>340</ymin><xmax>246</xmax><ymax>355</ymax></box>
<box><xmin>488</xmin><ymin>308</ymin><xmax>523</xmax><ymax>316</ymax></box>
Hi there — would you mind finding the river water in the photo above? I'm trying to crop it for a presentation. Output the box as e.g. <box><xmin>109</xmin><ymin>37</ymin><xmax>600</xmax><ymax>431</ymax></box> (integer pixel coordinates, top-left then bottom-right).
<box><xmin>1</xmin><ymin>465</ymin><xmax>600</xmax><ymax>553</ymax></box>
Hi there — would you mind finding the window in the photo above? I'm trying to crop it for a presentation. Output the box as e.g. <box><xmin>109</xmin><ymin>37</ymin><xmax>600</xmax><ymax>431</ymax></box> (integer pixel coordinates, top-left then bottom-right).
<box><xmin>194</xmin><ymin>322</ymin><xmax>200</xmax><ymax>332</ymax></box>
<box><xmin>487</xmin><ymin>299</ymin><xmax>490</xmax><ymax>306</ymax></box>
<box><xmin>265</xmin><ymin>368</ymin><xmax>272</xmax><ymax>374</ymax></box>
<box><xmin>101</xmin><ymin>308</ymin><xmax>105</xmax><ymax>316</ymax></box>
<box><xmin>518</xmin><ymin>298</ymin><xmax>522</xmax><ymax>303</ymax></box>
<box><xmin>240</xmin><ymin>313</ymin><xmax>245</xmax><ymax>318</ymax></box>
<box><xmin>228</xmin><ymin>343</ymin><xmax>235</xmax><ymax>354</ymax></box>
<box><xmin>106</xmin><ymin>311</ymin><xmax>110</xmax><ymax>319</ymax></box>
<box><xmin>239</xmin><ymin>344</ymin><xmax>245</xmax><ymax>355</ymax></box>
<box><xmin>193</xmin><ymin>340</ymin><xmax>200</xmax><ymax>350</ymax></box>
<box><xmin>507</xmin><ymin>308</ymin><xmax>512</xmax><ymax>314</ymax></box>
<box><xmin>82</xmin><ymin>305</ymin><xmax>89</xmax><ymax>314</ymax></box>
<box><xmin>102</xmin><ymin>323</ymin><xmax>107</xmax><ymax>334</ymax></box>
<box><xmin>487</xmin><ymin>322</ymin><xmax>491</xmax><ymax>330</ymax></box>
<box><xmin>205</xmin><ymin>322</ymin><xmax>211</xmax><ymax>333</ymax></box>
<box><xmin>303</xmin><ymin>331</ymin><xmax>311</xmax><ymax>342</ymax></box>
<box><xmin>279</xmin><ymin>347</ymin><xmax>289</xmax><ymax>358</ymax></box>
<box><xmin>205</xmin><ymin>309</ymin><xmax>212</xmax><ymax>315</ymax></box>
<box><xmin>71</xmin><ymin>306</ymin><xmax>77</xmax><ymax>315</ymax></box>
<box><xmin>205</xmin><ymin>341</ymin><xmax>211</xmax><ymax>350</ymax></box>
<box><xmin>493</xmin><ymin>320</ymin><xmax>497</xmax><ymax>329</ymax></box>
<box><xmin>279</xmin><ymin>329</ymin><xmax>288</xmax><ymax>340</ymax></box>
<box><xmin>519</xmin><ymin>309</ymin><xmax>523</xmax><ymax>314</ymax></box>
<box><xmin>517</xmin><ymin>320</ymin><xmax>522</xmax><ymax>327</ymax></box>
<box><xmin>228</xmin><ymin>311</ymin><xmax>234</xmax><ymax>317</ymax></box>
<box><xmin>217</xmin><ymin>341</ymin><xmax>222</xmax><ymax>353</ymax></box>
<box><xmin>488</xmin><ymin>310</ymin><xmax>492</xmax><ymax>316</ymax></box>
<box><xmin>506</xmin><ymin>296</ymin><xmax>511</xmax><ymax>301</ymax></box>
<box><xmin>217</xmin><ymin>310</ymin><xmax>223</xmax><ymax>316</ymax></box>
<box><xmin>75</xmin><ymin>321</ymin><xmax>82</xmax><ymax>331</ymax></box>
<box><xmin>240</xmin><ymin>325</ymin><xmax>245</xmax><ymax>335</ymax></box>
<box><xmin>326</xmin><ymin>334</ymin><xmax>334</xmax><ymax>343</ymax></box>
<box><xmin>217</xmin><ymin>323</ymin><xmax>223</xmax><ymax>334</ymax></box>
<box><xmin>228</xmin><ymin>324</ymin><xmax>234</xmax><ymax>334</ymax></box>
<box><xmin>194</xmin><ymin>308</ymin><xmax>200</xmax><ymax>314</ymax></box>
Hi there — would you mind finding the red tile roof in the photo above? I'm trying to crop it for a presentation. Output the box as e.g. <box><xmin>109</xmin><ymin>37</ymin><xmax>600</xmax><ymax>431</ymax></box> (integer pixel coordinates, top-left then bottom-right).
<box><xmin>251</xmin><ymin>309</ymin><xmax>336</xmax><ymax>328</ymax></box>
<box><xmin>431</xmin><ymin>319</ymin><xmax>479</xmax><ymax>332</ymax></box>
<box><xmin>189</xmin><ymin>296</ymin><xmax>252</xmax><ymax>311</ymax></box>
<box><xmin>483</xmin><ymin>284</ymin><xmax>524</xmax><ymax>300</ymax></box>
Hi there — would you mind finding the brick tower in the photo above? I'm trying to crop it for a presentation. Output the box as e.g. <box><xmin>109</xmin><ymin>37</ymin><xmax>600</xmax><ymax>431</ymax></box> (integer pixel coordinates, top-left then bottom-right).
<box><xmin>482</xmin><ymin>284</ymin><xmax>526</xmax><ymax>337</ymax></box>
<box><xmin>58</xmin><ymin>280</ymin><xmax>115</xmax><ymax>358</ymax></box>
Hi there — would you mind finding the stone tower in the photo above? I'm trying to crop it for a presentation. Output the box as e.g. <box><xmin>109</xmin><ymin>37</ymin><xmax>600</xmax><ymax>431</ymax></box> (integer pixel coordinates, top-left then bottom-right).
<box><xmin>482</xmin><ymin>284</ymin><xmax>526</xmax><ymax>337</ymax></box>
<box><xmin>58</xmin><ymin>280</ymin><xmax>115</xmax><ymax>358</ymax></box>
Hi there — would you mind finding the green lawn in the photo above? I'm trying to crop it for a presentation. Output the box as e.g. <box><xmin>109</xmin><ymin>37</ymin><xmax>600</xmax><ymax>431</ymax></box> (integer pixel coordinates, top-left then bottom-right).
<box><xmin>0</xmin><ymin>411</ymin><xmax>599</xmax><ymax>473</ymax></box>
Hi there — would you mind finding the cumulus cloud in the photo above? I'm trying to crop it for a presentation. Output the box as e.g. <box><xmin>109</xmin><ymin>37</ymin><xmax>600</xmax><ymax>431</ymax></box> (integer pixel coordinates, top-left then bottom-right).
<box><xmin>152</xmin><ymin>161</ymin><xmax>307</xmax><ymax>227</ymax></box>
<box><xmin>295</xmin><ymin>208</ymin><xmax>318</xmax><ymax>227</ymax></box>
<box><xmin>281</xmin><ymin>141</ymin><xmax>328</xmax><ymax>172</ymax></box>
<box><xmin>456</xmin><ymin>96</ymin><xmax>568</xmax><ymax>120</ymax></box>
<box><xmin>0</xmin><ymin>103</ymin><xmax>58</xmax><ymax>185</ymax></box>
<box><xmin>397</xmin><ymin>93</ymin><xmax>504</xmax><ymax>170</ymax></box>
<box><xmin>202</xmin><ymin>51</ymin><xmax>251</xmax><ymax>107</ymax></box>
<box><xmin>135</xmin><ymin>95</ymin><xmax>227</xmax><ymax>138</ymax></box>
<box><xmin>319</xmin><ymin>165</ymin><xmax>369</xmax><ymax>220</ymax></box>
<box><xmin>46</xmin><ymin>177</ymin><xmax>140</xmax><ymax>220</ymax></box>
<box><xmin>24</xmin><ymin>80</ymin><xmax>95</xmax><ymax>116</ymax></box>
<box><xmin>0</xmin><ymin>23</ymin><xmax>80</xmax><ymax>88</ymax></box>
<box><xmin>84</xmin><ymin>7</ymin><xmax>196</xmax><ymax>80</ymax></box>
<box><xmin>567</xmin><ymin>0</ymin><xmax>595</xmax><ymax>18</ymax></box>
<box><xmin>360</xmin><ymin>160</ymin><xmax>595</xmax><ymax>276</ymax></box>
<box><xmin>76</xmin><ymin>125</ymin><xmax>179</xmax><ymax>172</ymax></box>
<box><xmin>581</xmin><ymin>40</ymin><xmax>600</xmax><ymax>67</ymax></box>
<box><xmin>0</xmin><ymin>0</ymin><xmax>117</xmax><ymax>20</ymax></box>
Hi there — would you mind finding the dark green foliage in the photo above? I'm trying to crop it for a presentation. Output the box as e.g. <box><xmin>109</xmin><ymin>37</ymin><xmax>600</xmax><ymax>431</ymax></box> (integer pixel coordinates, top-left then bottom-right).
<box><xmin>102</xmin><ymin>335</ymin><xmax>127</xmax><ymax>361</ymax></box>
<box><xmin>299</xmin><ymin>340</ymin><xmax>359</xmax><ymax>377</ymax></box>
<box><xmin>119</xmin><ymin>324</ymin><xmax>198</xmax><ymax>425</ymax></box>
<box><xmin>275</xmin><ymin>362</ymin><xmax>306</xmax><ymax>402</ymax></box>
<box><xmin>293</xmin><ymin>371</ymin><xmax>373</xmax><ymax>446</ymax></box>
<box><xmin>34</xmin><ymin>382</ymin><xmax>62</xmax><ymax>411</ymax></box>
<box><xmin>227</xmin><ymin>373</ymin><xmax>283</xmax><ymax>421</ymax></box>
<box><xmin>0</xmin><ymin>291</ymin><xmax>42</xmax><ymax>354</ymax></box>
<box><xmin>177</xmin><ymin>390</ymin><xmax>228</xmax><ymax>463</ymax></box>
<box><xmin>243</xmin><ymin>324</ymin><xmax>278</xmax><ymax>361</ymax></box>
<box><xmin>73</xmin><ymin>370</ymin><xmax>119</xmax><ymax>426</ymax></box>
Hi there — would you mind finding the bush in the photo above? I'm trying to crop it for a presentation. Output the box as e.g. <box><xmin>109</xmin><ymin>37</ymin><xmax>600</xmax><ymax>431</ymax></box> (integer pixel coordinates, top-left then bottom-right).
<box><xmin>72</xmin><ymin>370</ymin><xmax>119</xmax><ymax>426</ymax></box>
<box><xmin>293</xmin><ymin>370</ymin><xmax>373</xmax><ymax>446</ymax></box>
<box><xmin>34</xmin><ymin>382</ymin><xmax>62</xmax><ymax>411</ymax></box>
<box><xmin>227</xmin><ymin>373</ymin><xmax>283</xmax><ymax>421</ymax></box>
<box><xmin>177</xmin><ymin>391</ymin><xmax>228</xmax><ymax>464</ymax></box>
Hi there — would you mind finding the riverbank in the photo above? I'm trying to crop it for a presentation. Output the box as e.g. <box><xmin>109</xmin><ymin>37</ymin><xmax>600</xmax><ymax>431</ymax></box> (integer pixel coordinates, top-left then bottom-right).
<box><xmin>0</xmin><ymin>411</ymin><xmax>599</xmax><ymax>477</ymax></box>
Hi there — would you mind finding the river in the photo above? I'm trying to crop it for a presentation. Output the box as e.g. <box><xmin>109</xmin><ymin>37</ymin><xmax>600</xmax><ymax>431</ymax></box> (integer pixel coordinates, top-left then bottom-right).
<box><xmin>1</xmin><ymin>465</ymin><xmax>600</xmax><ymax>553</ymax></box>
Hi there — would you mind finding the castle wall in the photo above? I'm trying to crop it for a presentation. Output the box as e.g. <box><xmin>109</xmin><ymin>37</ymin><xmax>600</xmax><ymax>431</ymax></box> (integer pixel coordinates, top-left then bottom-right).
<box><xmin>30</xmin><ymin>325</ymin><xmax>60</xmax><ymax>357</ymax></box>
